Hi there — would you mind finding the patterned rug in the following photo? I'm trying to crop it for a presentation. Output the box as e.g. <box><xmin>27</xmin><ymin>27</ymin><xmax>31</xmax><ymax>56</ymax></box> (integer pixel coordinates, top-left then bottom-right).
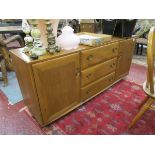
<box><xmin>25</xmin><ymin>79</ymin><xmax>155</xmax><ymax>135</ymax></box>
<box><xmin>1</xmin><ymin>62</ymin><xmax>155</xmax><ymax>134</ymax></box>
<box><xmin>0</xmin><ymin>90</ymin><xmax>45</xmax><ymax>135</ymax></box>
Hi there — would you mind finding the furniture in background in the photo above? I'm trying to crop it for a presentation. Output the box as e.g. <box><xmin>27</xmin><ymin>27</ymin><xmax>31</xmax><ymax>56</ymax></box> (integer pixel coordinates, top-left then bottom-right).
<box><xmin>0</xmin><ymin>19</ymin><xmax>22</xmax><ymax>25</ymax></box>
<box><xmin>0</xmin><ymin>19</ymin><xmax>24</xmax><ymax>39</ymax></box>
<box><xmin>80</xmin><ymin>19</ymin><xmax>97</xmax><ymax>33</ymax></box>
<box><xmin>57</xmin><ymin>19</ymin><xmax>80</xmax><ymax>36</ymax></box>
<box><xmin>102</xmin><ymin>19</ymin><xmax>137</xmax><ymax>37</ymax></box>
<box><xmin>113</xmin><ymin>19</ymin><xmax>137</xmax><ymax>38</ymax></box>
<box><xmin>0</xmin><ymin>26</ymin><xmax>23</xmax><ymax>34</ymax></box>
<box><xmin>0</xmin><ymin>35</ymin><xmax>24</xmax><ymax>86</ymax></box>
<box><xmin>129</xmin><ymin>26</ymin><xmax>155</xmax><ymax>128</ymax></box>
<box><xmin>0</xmin><ymin>52</ymin><xmax>7</xmax><ymax>86</ymax></box>
<box><xmin>134</xmin><ymin>20</ymin><xmax>153</xmax><ymax>55</ymax></box>
<box><xmin>102</xmin><ymin>19</ymin><xmax>117</xmax><ymax>35</ymax></box>
<box><xmin>135</xmin><ymin>29</ymin><xmax>149</xmax><ymax>55</ymax></box>
<box><xmin>136</xmin><ymin>37</ymin><xmax>148</xmax><ymax>55</ymax></box>
<box><xmin>11</xmin><ymin>36</ymin><xmax>135</xmax><ymax>126</ymax></box>
<box><xmin>68</xmin><ymin>19</ymin><xmax>80</xmax><ymax>33</ymax></box>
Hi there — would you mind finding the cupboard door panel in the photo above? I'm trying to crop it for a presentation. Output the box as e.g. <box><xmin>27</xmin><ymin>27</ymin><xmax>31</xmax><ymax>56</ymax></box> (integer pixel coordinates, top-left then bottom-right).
<box><xmin>32</xmin><ymin>53</ymin><xmax>80</xmax><ymax>124</ymax></box>
<box><xmin>115</xmin><ymin>39</ymin><xmax>135</xmax><ymax>80</ymax></box>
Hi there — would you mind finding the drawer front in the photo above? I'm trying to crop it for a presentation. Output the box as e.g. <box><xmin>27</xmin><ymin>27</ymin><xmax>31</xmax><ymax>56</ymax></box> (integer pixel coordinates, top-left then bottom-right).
<box><xmin>81</xmin><ymin>58</ymin><xmax>117</xmax><ymax>86</ymax></box>
<box><xmin>81</xmin><ymin>72</ymin><xmax>115</xmax><ymax>101</ymax></box>
<box><xmin>81</xmin><ymin>43</ymin><xmax>119</xmax><ymax>69</ymax></box>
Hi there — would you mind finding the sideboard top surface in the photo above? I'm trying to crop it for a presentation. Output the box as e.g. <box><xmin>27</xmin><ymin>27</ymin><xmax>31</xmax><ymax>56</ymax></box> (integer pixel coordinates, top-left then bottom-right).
<box><xmin>10</xmin><ymin>36</ymin><xmax>130</xmax><ymax>64</ymax></box>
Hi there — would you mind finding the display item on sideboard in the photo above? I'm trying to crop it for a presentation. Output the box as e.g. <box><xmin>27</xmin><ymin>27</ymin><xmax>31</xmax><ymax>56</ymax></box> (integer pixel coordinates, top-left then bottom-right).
<box><xmin>45</xmin><ymin>20</ymin><xmax>60</xmax><ymax>54</ymax></box>
<box><xmin>30</xmin><ymin>19</ymin><xmax>46</xmax><ymax>56</ymax></box>
<box><xmin>22</xmin><ymin>19</ymin><xmax>33</xmax><ymax>53</ymax></box>
<box><xmin>57</xmin><ymin>25</ymin><xmax>80</xmax><ymax>50</ymax></box>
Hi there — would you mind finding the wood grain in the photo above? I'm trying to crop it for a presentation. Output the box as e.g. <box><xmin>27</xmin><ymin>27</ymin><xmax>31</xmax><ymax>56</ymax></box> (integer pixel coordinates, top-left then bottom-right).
<box><xmin>81</xmin><ymin>72</ymin><xmax>115</xmax><ymax>101</ymax></box>
<box><xmin>32</xmin><ymin>53</ymin><xmax>80</xmax><ymax>124</ymax></box>
<box><xmin>129</xmin><ymin>27</ymin><xmax>155</xmax><ymax>129</ymax></box>
<box><xmin>81</xmin><ymin>58</ymin><xmax>117</xmax><ymax>86</ymax></box>
<box><xmin>81</xmin><ymin>42</ymin><xmax>119</xmax><ymax>69</ymax></box>
<box><xmin>115</xmin><ymin>38</ymin><xmax>135</xmax><ymax>80</ymax></box>
<box><xmin>11</xmin><ymin>35</ymin><xmax>135</xmax><ymax>126</ymax></box>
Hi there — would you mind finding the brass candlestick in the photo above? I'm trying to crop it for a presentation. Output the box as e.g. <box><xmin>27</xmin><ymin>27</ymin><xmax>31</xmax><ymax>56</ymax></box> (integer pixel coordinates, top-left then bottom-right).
<box><xmin>45</xmin><ymin>20</ymin><xmax>60</xmax><ymax>54</ymax></box>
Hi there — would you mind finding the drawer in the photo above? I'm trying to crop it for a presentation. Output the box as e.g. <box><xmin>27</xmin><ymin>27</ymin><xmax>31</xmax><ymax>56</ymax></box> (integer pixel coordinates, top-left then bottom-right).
<box><xmin>81</xmin><ymin>72</ymin><xmax>115</xmax><ymax>101</ymax></box>
<box><xmin>81</xmin><ymin>42</ymin><xmax>119</xmax><ymax>69</ymax></box>
<box><xmin>81</xmin><ymin>58</ymin><xmax>117</xmax><ymax>86</ymax></box>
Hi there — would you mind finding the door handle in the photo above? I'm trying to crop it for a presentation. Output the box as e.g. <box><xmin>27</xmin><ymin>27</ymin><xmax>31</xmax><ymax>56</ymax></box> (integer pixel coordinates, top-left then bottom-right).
<box><xmin>87</xmin><ymin>55</ymin><xmax>94</xmax><ymax>61</ymax></box>
<box><xmin>75</xmin><ymin>68</ymin><xmax>80</xmax><ymax>77</ymax></box>
<box><xmin>86</xmin><ymin>73</ymin><xmax>92</xmax><ymax>79</ymax></box>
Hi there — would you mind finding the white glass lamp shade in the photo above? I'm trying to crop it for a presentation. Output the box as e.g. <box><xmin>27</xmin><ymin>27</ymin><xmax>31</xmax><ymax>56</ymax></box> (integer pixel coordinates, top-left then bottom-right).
<box><xmin>57</xmin><ymin>26</ymin><xmax>80</xmax><ymax>50</ymax></box>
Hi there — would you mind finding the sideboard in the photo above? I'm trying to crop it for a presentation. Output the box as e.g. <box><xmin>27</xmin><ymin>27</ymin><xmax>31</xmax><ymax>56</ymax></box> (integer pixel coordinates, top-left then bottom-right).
<box><xmin>11</xmin><ymin>36</ymin><xmax>135</xmax><ymax>126</ymax></box>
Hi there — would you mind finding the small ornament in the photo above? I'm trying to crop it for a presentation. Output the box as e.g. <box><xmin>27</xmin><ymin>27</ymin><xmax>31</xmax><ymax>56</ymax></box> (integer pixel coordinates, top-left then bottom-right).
<box><xmin>22</xmin><ymin>19</ymin><xmax>33</xmax><ymax>52</ymax></box>
<box><xmin>45</xmin><ymin>20</ymin><xmax>60</xmax><ymax>54</ymax></box>
<box><xmin>30</xmin><ymin>53</ymin><xmax>39</xmax><ymax>60</ymax></box>
<box><xmin>30</xmin><ymin>19</ymin><xmax>46</xmax><ymax>56</ymax></box>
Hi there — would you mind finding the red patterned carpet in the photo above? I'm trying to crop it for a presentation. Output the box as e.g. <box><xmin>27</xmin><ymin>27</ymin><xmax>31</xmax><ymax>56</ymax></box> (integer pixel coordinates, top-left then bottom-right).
<box><xmin>42</xmin><ymin>80</ymin><xmax>151</xmax><ymax>134</ymax></box>
<box><xmin>125</xmin><ymin>63</ymin><xmax>147</xmax><ymax>85</ymax></box>
<box><xmin>126</xmin><ymin>63</ymin><xmax>155</xmax><ymax>85</ymax></box>
<box><xmin>1</xmin><ymin>62</ymin><xmax>155</xmax><ymax>134</ymax></box>
<box><xmin>0</xmin><ymin>91</ymin><xmax>45</xmax><ymax>135</ymax></box>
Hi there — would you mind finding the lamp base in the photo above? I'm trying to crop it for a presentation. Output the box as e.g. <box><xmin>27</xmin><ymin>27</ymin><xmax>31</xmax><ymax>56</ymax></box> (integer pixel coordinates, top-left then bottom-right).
<box><xmin>31</xmin><ymin>47</ymin><xmax>46</xmax><ymax>56</ymax></box>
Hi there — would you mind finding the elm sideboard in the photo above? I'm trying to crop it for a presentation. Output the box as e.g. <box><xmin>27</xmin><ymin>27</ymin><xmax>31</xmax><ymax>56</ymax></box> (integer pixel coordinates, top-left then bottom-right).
<box><xmin>11</xmin><ymin>36</ymin><xmax>135</xmax><ymax>126</ymax></box>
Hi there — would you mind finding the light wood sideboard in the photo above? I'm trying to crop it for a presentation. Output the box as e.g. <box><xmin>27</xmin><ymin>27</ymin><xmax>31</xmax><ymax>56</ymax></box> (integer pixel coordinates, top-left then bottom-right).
<box><xmin>11</xmin><ymin>36</ymin><xmax>135</xmax><ymax>126</ymax></box>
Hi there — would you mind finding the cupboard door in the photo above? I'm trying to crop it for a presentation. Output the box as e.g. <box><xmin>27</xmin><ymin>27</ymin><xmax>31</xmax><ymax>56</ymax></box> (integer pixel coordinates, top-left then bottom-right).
<box><xmin>115</xmin><ymin>39</ymin><xmax>135</xmax><ymax>80</ymax></box>
<box><xmin>32</xmin><ymin>53</ymin><xmax>80</xmax><ymax>124</ymax></box>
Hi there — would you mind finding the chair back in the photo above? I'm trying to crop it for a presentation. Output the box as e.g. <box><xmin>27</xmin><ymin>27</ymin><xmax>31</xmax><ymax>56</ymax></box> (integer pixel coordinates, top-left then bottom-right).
<box><xmin>144</xmin><ymin>26</ymin><xmax>155</xmax><ymax>95</ymax></box>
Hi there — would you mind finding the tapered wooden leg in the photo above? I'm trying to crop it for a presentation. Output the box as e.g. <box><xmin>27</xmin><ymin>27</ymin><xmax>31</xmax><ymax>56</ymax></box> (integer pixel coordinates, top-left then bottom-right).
<box><xmin>147</xmin><ymin>41</ymin><xmax>154</xmax><ymax>94</ymax></box>
<box><xmin>1</xmin><ymin>59</ymin><xmax>8</xmax><ymax>86</ymax></box>
<box><xmin>140</xmin><ymin>44</ymin><xmax>143</xmax><ymax>55</ymax></box>
<box><xmin>150</xmin><ymin>105</ymin><xmax>155</xmax><ymax>111</ymax></box>
<box><xmin>136</xmin><ymin>44</ymin><xmax>139</xmax><ymax>55</ymax></box>
<box><xmin>1</xmin><ymin>46</ymin><xmax>13</xmax><ymax>71</ymax></box>
<box><xmin>128</xmin><ymin>97</ymin><xmax>155</xmax><ymax>129</ymax></box>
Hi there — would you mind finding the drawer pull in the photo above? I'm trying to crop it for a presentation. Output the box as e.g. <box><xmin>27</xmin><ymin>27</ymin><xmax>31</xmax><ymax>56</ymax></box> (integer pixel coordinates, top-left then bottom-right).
<box><xmin>109</xmin><ymin>77</ymin><xmax>114</xmax><ymax>82</ymax></box>
<box><xmin>86</xmin><ymin>89</ymin><xmax>92</xmax><ymax>95</ymax></box>
<box><xmin>87</xmin><ymin>55</ymin><xmax>94</xmax><ymax>61</ymax></box>
<box><xmin>117</xmin><ymin>56</ymin><xmax>122</xmax><ymax>64</ymax></box>
<box><xmin>75</xmin><ymin>68</ymin><xmax>80</xmax><ymax>77</ymax></box>
<box><xmin>86</xmin><ymin>73</ymin><xmax>92</xmax><ymax>79</ymax></box>
<box><xmin>118</xmin><ymin>55</ymin><xmax>122</xmax><ymax>61</ymax></box>
<box><xmin>110</xmin><ymin>62</ymin><xmax>116</xmax><ymax>68</ymax></box>
<box><xmin>112</xmin><ymin>48</ymin><xmax>115</xmax><ymax>53</ymax></box>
